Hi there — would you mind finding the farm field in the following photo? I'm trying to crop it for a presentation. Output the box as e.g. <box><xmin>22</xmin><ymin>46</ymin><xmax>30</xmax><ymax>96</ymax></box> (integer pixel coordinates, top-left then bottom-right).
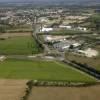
<box><xmin>0</xmin><ymin>36</ymin><xmax>42</xmax><ymax>55</ymax></box>
<box><xmin>28</xmin><ymin>85</ymin><xmax>100</xmax><ymax>100</ymax></box>
<box><xmin>0</xmin><ymin>79</ymin><xmax>28</xmax><ymax>100</ymax></box>
<box><xmin>0</xmin><ymin>32</ymin><xmax>31</xmax><ymax>37</ymax></box>
<box><xmin>65</xmin><ymin>52</ymin><xmax>100</xmax><ymax>71</ymax></box>
<box><xmin>0</xmin><ymin>59</ymin><xmax>95</xmax><ymax>82</ymax></box>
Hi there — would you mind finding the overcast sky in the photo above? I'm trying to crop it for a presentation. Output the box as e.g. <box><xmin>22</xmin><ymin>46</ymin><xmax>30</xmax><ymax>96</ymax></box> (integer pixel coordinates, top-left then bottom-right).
<box><xmin>0</xmin><ymin>0</ymin><xmax>94</xmax><ymax>2</ymax></box>
<box><xmin>0</xmin><ymin>0</ymin><xmax>99</xmax><ymax>3</ymax></box>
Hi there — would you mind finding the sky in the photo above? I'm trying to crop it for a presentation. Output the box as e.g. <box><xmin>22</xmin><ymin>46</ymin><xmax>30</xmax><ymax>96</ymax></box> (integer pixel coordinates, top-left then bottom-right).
<box><xmin>0</xmin><ymin>0</ymin><xmax>99</xmax><ymax>5</ymax></box>
<box><xmin>0</xmin><ymin>0</ymin><xmax>97</xmax><ymax>2</ymax></box>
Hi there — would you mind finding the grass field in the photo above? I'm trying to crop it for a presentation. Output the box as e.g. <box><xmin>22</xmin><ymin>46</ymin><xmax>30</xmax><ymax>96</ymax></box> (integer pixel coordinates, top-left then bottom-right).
<box><xmin>48</xmin><ymin>29</ymin><xmax>91</xmax><ymax>35</ymax></box>
<box><xmin>0</xmin><ymin>59</ymin><xmax>95</xmax><ymax>82</ymax></box>
<box><xmin>0</xmin><ymin>36</ymin><xmax>42</xmax><ymax>55</ymax></box>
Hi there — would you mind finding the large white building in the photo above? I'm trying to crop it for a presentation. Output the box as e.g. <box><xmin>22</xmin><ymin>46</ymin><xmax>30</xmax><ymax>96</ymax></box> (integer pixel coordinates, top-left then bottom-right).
<box><xmin>59</xmin><ymin>25</ymin><xmax>72</xmax><ymax>29</ymax></box>
<box><xmin>40</xmin><ymin>27</ymin><xmax>53</xmax><ymax>32</ymax></box>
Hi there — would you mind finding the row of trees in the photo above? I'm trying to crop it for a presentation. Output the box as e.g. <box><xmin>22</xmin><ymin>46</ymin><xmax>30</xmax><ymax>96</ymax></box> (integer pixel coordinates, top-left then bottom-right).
<box><xmin>87</xmin><ymin>14</ymin><xmax>100</xmax><ymax>32</ymax></box>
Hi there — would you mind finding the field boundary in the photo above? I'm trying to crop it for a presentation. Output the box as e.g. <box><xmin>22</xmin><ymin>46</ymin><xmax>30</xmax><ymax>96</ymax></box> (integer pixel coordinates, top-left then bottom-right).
<box><xmin>24</xmin><ymin>80</ymin><xmax>100</xmax><ymax>88</ymax></box>
<box><xmin>22</xmin><ymin>80</ymin><xmax>100</xmax><ymax>100</ymax></box>
<box><xmin>22</xmin><ymin>80</ymin><xmax>33</xmax><ymax>100</ymax></box>
<box><xmin>62</xmin><ymin>60</ymin><xmax>100</xmax><ymax>80</ymax></box>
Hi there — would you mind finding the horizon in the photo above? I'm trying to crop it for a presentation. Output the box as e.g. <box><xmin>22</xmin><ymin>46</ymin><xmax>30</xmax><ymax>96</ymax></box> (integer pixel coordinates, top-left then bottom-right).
<box><xmin>0</xmin><ymin>0</ymin><xmax>99</xmax><ymax>2</ymax></box>
<box><xmin>0</xmin><ymin>0</ymin><xmax>100</xmax><ymax>6</ymax></box>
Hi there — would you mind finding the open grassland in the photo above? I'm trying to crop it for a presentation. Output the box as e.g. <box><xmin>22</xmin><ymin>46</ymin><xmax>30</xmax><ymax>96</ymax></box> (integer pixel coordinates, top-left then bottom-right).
<box><xmin>0</xmin><ymin>79</ymin><xmax>28</xmax><ymax>100</ymax></box>
<box><xmin>0</xmin><ymin>59</ymin><xmax>95</xmax><ymax>82</ymax></box>
<box><xmin>0</xmin><ymin>36</ymin><xmax>42</xmax><ymax>55</ymax></box>
<box><xmin>28</xmin><ymin>85</ymin><xmax>100</xmax><ymax>100</ymax></box>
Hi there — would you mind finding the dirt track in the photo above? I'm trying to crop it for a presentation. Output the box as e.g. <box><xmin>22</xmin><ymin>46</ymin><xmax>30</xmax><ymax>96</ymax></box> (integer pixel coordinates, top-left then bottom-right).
<box><xmin>0</xmin><ymin>79</ymin><xmax>28</xmax><ymax>100</ymax></box>
<box><xmin>28</xmin><ymin>85</ymin><xmax>100</xmax><ymax>100</ymax></box>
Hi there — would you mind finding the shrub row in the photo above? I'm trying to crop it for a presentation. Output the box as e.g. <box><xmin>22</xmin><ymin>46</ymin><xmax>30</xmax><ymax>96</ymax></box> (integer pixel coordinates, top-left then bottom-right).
<box><xmin>22</xmin><ymin>80</ymin><xmax>33</xmax><ymax>100</ymax></box>
<box><xmin>31</xmin><ymin>80</ymin><xmax>97</xmax><ymax>87</ymax></box>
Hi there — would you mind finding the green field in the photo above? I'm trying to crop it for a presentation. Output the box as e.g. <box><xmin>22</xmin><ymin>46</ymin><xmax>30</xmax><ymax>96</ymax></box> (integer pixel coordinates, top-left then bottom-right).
<box><xmin>47</xmin><ymin>29</ymin><xmax>91</xmax><ymax>35</ymax></box>
<box><xmin>0</xmin><ymin>36</ymin><xmax>42</xmax><ymax>55</ymax></box>
<box><xmin>0</xmin><ymin>59</ymin><xmax>95</xmax><ymax>82</ymax></box>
